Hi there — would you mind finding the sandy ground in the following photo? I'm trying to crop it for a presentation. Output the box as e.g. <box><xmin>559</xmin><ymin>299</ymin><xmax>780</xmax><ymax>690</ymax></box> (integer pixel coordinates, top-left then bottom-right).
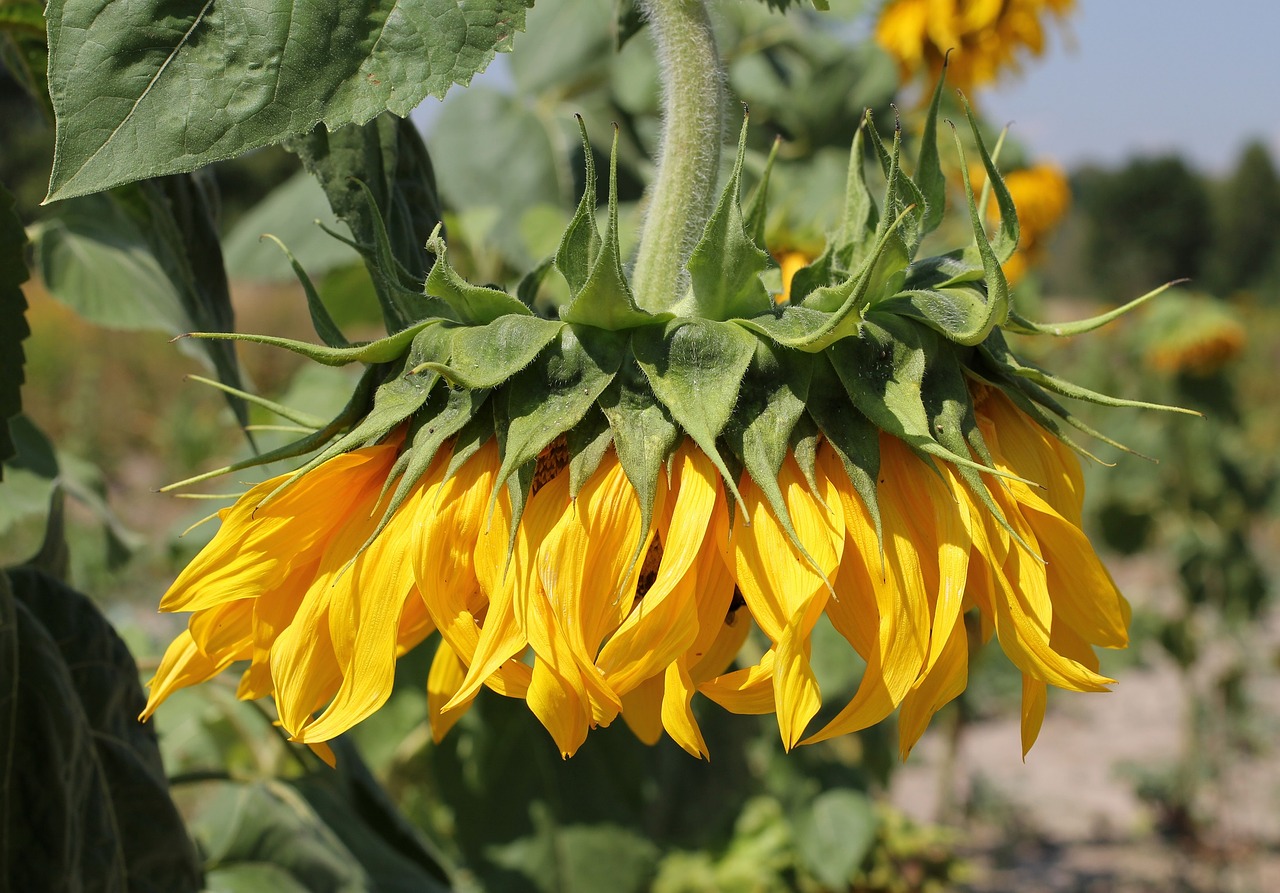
<box><xmin>891</xmin><ymin>555</ymin><xmax>1280</xmax><ymax>893</ymax></box>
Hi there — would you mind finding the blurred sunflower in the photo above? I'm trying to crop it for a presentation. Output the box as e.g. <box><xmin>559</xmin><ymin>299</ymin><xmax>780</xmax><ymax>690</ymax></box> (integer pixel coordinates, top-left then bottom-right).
<box><xmin>988</xmin><ymin>163</ymin><xmax>1071</xmax><ymax>284</ymax></box>
<box><xmin>876</xmin><ymin>0</ymin><xmax>1075</xmax><ymax>91</ymax></box>
<box><xmin>146</xmin><ymin>96</ymin><xmax>1182</xmax><ymax>761</ymax></box>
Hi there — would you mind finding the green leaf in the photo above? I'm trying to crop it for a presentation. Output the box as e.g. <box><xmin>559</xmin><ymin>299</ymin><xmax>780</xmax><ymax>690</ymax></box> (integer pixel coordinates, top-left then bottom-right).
<box><xmin>287</xmin><ymin>114</ymin><xmax>445</xmax><ymax>331</ymax></box>
<box><xmin>827</xmin><ymin>314</ymin><xmax>1012</xmax><ymax>480</ymax></box>
<box><xmin>0</xmin><ymin>183</ymin><xmax>29</xmax><ymax>475</ymax></box>
<box><xmin>291</xmin><ymin>739</ymin><xmax>452</xmax><ymax>892</ymax></box>
<box><xmin>0</xmin><ymin>2</ymin><xmax>50</xmax><ymax>109</ymax></box>
<box><xmin>495</xmin><ymin>325</ymin><xmax>626</xmax><ymax>491</ymax></box>
<box><xmin>487</xmin><ymin>804</ymin><xmax>659</xmax><ymax>893</ymax></box>
<box><xmin>634</xmin><ymin>319</ymin><xmax>757</xmax><ymax>501</ymax></box>
<box><xmin>805</xmin><ymin>355</ymin><xmax>881</xmax><ymax>543</ymax></box>
<box><xmin>959</xmin><ymin>95</ymin><xmax>1019</xmax><ymax>264</ymax></box>
<box><xmin>792</xmin><ymin>789</ymin><xmax>877</xmax><ymax>888</ymax></box>
<box><xmin>555</xmin><ymin>118</ymin><xmax>604</xmax><ymax>299</ymax></box>
<box><xmin>725</xmin><ymin>341</ymin><xmax>811</xmax><ymax>523</ymax></box>
<box><xmin>915</xmin><ymin>62</ymin><xmax>949</xmax><ymax>238</ymax></box>
<box><xmin>35</xmin><ymin>192</ymin><xmax>188</xmax><ymax>332</ymax></box>
<box><xmin>427</xmin><ymin>315</ymin><xmax>565</xmax><ymax>389</ymax></box>
<box><xmin>222</xmin><ymin>171</ymin><xmax>360</xmax><ymax>283</ymax></box>
<box><xmin>685</xmin><ymin>115</ymin><xmax>772</xmax><ymax>322</ymax></box>
<box><xmin>599</xmin><ymin>350</ymin><xmax>680</xmax><ymax>555</ymax></box>
<box><xmin>1</xmin><ymin>568</ymin><xmax>202</xmax><ymax>893</ymax></box>
<box><xmin>559</xmin><ymin>126</ymin><xmax>655</xmax><ymax>330</ymax></box>
<box><xmin>0</xmin><ymin>416</ymin><xmax>58</xmax><ymax>539</ymax></box>
<box><xmin>45</xmin><ymin>0</ymin><xmax>533</xmax><ymax>201</ymax></box>
<box><xmin>424</xmin><ymin>229</ymin><xmax>533</xmax><ymax>324</ymax></box>
<box><xmin>566</xmin><ymin>406</ymin><xmax>614</xmax><ymax>499</ymax></box>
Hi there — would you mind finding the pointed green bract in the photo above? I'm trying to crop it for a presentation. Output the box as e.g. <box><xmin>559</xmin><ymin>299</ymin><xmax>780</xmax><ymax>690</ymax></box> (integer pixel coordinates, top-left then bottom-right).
<box><xmin>425</xmin><ymin>228</ymin><xmax>533</xmax><ymax>324</ymax></box>
<box><xmin>555</xmin><ymin>118</ymin><xmax>603</xmax><ymax>299</ymax></box>
<box><xmin>185</xmin><ymin>320</ymin><xmax>437</xmax><ymax>367</ymax></box>
<box><xmin>559</xmin><ymin>128</ymin><xmax>656</xmax><ymax>331</ymax></box>
<box><xmin>634</xmin><ymin>319</ymin><xmax>756</xmax><ymax>502</ymax></box>
<box><xmin>684</xmin><ymin>117</ymin><xmax>772</xmax><ymax>321</ymax></box>
<box><xmin>599</xmin><ymin>354</ymin><xmax>680</xmax><ymax>555</ymax></box>
<box><xmin>566</xmin><ymin>408</ymin><xmax>614</xmax><ymax>499</ymax></box>
<box><xmin>494</xmin><ymin>325</ymin><xmax>626</xmax><ymax>493</ymax></box>
<box><xmin>425</xmin><ymin>315</ymin><xmax>564</xmax><ymax>388</ymax></box>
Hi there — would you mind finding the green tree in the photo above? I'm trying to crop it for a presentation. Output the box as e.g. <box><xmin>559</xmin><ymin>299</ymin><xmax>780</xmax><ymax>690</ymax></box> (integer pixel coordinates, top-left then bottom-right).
<box><xmin>1209</xmin><ymin>140</ymin><xmax>1280</xmax><ymax>295</ymax></box>
<box><xmin>1074</xmin><ymin>156</ymin><xmax>1212</xmax><ymax>300</ymax></box>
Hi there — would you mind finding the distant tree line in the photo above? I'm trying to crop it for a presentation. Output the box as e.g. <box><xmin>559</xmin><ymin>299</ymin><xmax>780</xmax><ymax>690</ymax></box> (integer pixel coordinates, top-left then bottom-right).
<box><xmin>1046</xmin><ymin>141</ymin><xmax>1280</xmax><ymax>302</ymax></box>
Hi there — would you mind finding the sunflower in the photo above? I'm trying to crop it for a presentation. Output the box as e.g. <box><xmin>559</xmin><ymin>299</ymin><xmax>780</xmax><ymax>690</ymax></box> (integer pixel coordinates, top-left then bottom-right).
<box><xmin>876</xmin><ymin>0</ymin><xmax>1075</xmax><ymax>91</ymax></box>
<box><xmin>145</xmin><ymin>85</ymin><xmax>1184</xmax><ymax>760</ymax></box>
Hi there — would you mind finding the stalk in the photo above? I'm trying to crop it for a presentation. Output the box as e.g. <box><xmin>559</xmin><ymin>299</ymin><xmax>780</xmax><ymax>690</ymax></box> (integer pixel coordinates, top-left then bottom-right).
<box><xmin>631</xmin><ymin>0</ymin><xmax>725</xmax><ymax>313</ymax></box>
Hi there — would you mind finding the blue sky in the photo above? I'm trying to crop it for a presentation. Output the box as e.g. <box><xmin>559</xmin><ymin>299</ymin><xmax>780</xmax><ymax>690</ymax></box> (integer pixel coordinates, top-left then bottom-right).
<box><xmin>981</xmin><ymin>1</ymin><xmax>1280</xmax><ymax>172</ymax></box>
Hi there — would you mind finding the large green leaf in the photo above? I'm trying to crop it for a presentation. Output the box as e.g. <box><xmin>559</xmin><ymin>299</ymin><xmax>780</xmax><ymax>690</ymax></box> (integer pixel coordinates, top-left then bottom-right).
<box><xmin>791</xmin><ymin>789</ymin><xmax>877</xmax><ymax>888</ymax></box>
<box><xmin>0</xmin><ymin>183</ymin><xmax>29</xmax><ymax>475</ymax></box>
<box><xmin>1</xmin><ymin>568</ymin><xmax>202</xmax><ymax>893</ymax></box>
<box><xmin>45</xmin><ymin>0</ymin><xmax>534</xmax><ymax>200</ymax></box>
<box><xmin>287</xmin><ymin>114</ymin><xmax>445</xmax><ymax>331</ymax></box>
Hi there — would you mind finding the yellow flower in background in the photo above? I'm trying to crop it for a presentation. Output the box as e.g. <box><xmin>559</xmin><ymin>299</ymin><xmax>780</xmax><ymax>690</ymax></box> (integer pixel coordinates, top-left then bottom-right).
<box><xmin>1142</xmin><ymin>291</ymin><xmax>1247</xmax><ymax>375</ymax></box>
<box><xmin>144</xmin><ymin>385</ymin><xmax>1125</xmax><ymax>760</ymax></box>
<box><xmin>876</xmin><ymin>0</ymin><xmax>1075</xmax><ymax>91</ymax></box>
<box><xmin>989</xmin><ymin>163</ymin><xmax>1071</xmax><ymax>283</ymax></box>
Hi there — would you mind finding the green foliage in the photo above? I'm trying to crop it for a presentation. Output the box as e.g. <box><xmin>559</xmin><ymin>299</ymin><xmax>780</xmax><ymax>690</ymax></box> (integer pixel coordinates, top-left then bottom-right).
<box><xmin>31</xmin><ymin>175</ymin><xmax>251</xmax><ymax>426</ymax></box>
<box><xmin>45</xmin><ymin>0</ymin><xmax>534</xmax><ymax>200</ymax></box>
<box><xmin>0</xmin><ymin>182</ymin><xmax>29</xmax><ymax>474</ymax></box>
<box><xmin>222</xmin><ymin>172</ymin><xmax>360</xmax><ymax>282</ymax></box>
<box><xmin>1074</xmin><ymin>157</ymin><xmax>1213</xmax><ymax>300</ymax></box>
<box><xmin>1208</xmin><ymin>141</ymin><xmax>1280</xmax><ymax>294</ymax></box>
<box><xmin>287</xmin><ymin>114</ymin><xmax>445</xmax><ymax>332</ymax></box>
<box><xmin>1</xmin><ymin>566</ymin><xmax>202</xmax><ymax>893</ymax></box>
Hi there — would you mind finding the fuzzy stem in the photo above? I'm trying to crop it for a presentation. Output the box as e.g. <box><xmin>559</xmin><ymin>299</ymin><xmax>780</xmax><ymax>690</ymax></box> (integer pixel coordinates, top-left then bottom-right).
<box><xmin>631</xmin><ymin>0</ymin><xmax>725</xmax><ymax>313</ymax></box>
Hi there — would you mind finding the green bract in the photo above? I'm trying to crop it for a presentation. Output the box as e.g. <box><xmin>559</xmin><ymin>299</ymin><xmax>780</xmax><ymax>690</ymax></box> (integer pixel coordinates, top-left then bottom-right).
<box><xmin>180</xmin><ymin>77</ymin><xmax>1191</xmax><ymax>559</ymax></box>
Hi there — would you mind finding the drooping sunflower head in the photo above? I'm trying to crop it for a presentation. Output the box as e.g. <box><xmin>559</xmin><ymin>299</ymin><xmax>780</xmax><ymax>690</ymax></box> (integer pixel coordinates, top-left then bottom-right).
<box><xmin>146</xmin><ymin>75</ymin><xmax>1189</xmax><ymax>762</ymax></box>
<box><xmin>876</xmin><ymin>0</ymin><xmax>1075</xmax><ymax>91</ymax></box>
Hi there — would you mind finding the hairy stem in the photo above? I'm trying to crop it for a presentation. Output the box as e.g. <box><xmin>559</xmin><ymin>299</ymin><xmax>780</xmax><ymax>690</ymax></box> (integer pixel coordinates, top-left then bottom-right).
<box><xmin>631</xmin><ymin>0</ymin><xmax>725</xmax><ymax>313</ymax></box>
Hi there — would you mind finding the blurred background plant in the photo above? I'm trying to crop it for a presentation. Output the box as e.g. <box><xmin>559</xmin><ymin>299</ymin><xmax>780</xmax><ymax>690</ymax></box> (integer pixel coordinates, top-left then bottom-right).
<box><xmin>4</xmin><ymin>0</ymin><xmax>1280</xmax><ymax>890</ymax></box>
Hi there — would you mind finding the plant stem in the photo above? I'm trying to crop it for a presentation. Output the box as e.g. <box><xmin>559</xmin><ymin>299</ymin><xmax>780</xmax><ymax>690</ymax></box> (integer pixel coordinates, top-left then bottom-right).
<box><xmin>631</xmin><ymin>0</ymin><xmax>725</xmax><ymax>313</ymax></box>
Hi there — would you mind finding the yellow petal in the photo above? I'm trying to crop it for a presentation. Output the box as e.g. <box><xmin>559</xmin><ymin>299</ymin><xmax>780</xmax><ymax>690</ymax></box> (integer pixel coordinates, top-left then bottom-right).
<box><xmin>662</xmin><ymin>659</ymin><xmax>708</xmax><ymax>759</ymax></box>
<box><xmin>527</xmin><ymin>657</ymin><xmax>590</xmax><ymax>758</ymax></box>
<box><xmin>699</xmin><ymin>650</ymin><xmax>776</xmax><ymax>715</ymax></box>
<box><xmin>689</xmin><ymin>606</ymin><xmax>752</xmax><ymax>683</ymax></box>
<box><xmin>897</xmin><ymin>619</ymin><xmax>968</xmax><ymax>759</ymax></box>
<box><xmin>600</xmin><ymin>444</ymin><xmax>715</xmax><ymax>694</ymax></box>
<box><xmin>729</xmin><ymin>454</ymin><xmax>843</xmax><ymax>746</ymax></box>
<box><xmin>161</xmin><ymin>445</ymin><xmax>398</xmax><ymax>613</ymax></box>
<box><xmin>538</xmin><ymin>451</ymin><xmax>663</xmax><ymax>668</ymax></box>
<box><xmin>1020</xmin><ymin>675</ymin><xmax>1048</xmax><ymax>757</ymax></box>
<box><xmin>427</xmin><ymin>640</ymin><xmax>468</xmax><ymax>743</ymax></box>
<box><xmin>141</xmin><ymin>629</ymin><xmax>236</xmax><ymax>719</ymax></box>
<box><xmin>620</xmin><ymin>674</ymin><xmax>665</xmax><ymax>745</ymax></box>
<box><xmin>806</xmin><ymin>442</ymin><xmax>931</xmax><ymax>743</ymax></box>
<box><xmin>299</xmin><ymin>483</ymin><xmax>428</xmax><ymax>743</ymax></box>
